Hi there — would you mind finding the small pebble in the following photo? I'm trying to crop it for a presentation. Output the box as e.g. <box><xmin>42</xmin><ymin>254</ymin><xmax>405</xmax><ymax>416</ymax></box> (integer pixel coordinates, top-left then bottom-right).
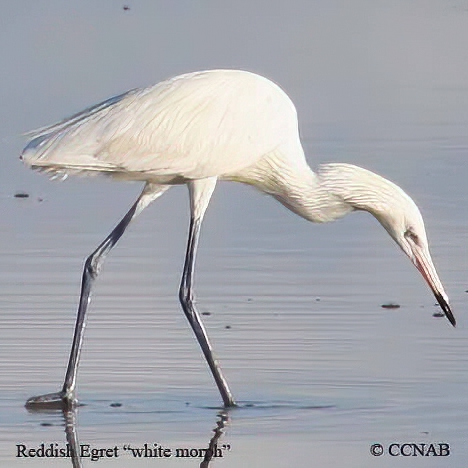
<box><xmin>381</xmin><ymin>303</ymin><xmax>400</xmax><ymax>309</ymax></box>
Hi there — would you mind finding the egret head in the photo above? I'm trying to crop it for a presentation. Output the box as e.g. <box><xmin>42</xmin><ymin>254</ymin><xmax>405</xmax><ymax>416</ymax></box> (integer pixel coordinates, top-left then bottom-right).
<box><xmin>375</xmin><ymin>191</ymin><xmax>456</xmax><ymax>327</ymax></box>
<box><xmin>317</xmin><ymin>163</ymin><xmax>455</xmax><ymax>326</ymax></box>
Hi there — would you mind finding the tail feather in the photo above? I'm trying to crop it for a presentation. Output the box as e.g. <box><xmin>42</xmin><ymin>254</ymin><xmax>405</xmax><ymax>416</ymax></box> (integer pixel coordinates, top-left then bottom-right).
<box><xmin>21</xmin><ymin>89</ymin><xmax>137</xmax><ymax>174</ymax></box>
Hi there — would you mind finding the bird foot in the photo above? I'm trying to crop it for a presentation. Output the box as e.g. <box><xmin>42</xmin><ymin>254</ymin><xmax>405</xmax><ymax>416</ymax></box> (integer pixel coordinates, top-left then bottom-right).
<box><xmin>25</xmin><ymin>390</ymin><xmax>77</xmax><ymax>410</ymax></box>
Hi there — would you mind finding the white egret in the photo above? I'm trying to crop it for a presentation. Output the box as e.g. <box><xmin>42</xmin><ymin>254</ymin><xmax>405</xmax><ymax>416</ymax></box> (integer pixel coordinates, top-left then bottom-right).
<box><xmin>21</xmin><ymin>69</ymin><xmax>455</xmax><ymax>408</ymax></box>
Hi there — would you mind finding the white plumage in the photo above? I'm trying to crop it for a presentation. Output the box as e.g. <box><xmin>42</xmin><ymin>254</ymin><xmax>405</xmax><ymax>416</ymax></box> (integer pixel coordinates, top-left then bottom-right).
<box><xmin>22</xmin><ymin>69</ymin><xmax>455</xmax><ymax>409</ymax></box>
<box><xmin>23</xmin><ymin>70</ymin><xmax>299</xmax><ymax>181</ymax></box>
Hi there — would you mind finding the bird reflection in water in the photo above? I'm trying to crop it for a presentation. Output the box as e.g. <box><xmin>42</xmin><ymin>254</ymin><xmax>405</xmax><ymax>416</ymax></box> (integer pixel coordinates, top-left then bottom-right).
<box><xmin>26</xmin><ymin>403</ymin><xmax>230</xmax><ymax>468</ymax></box>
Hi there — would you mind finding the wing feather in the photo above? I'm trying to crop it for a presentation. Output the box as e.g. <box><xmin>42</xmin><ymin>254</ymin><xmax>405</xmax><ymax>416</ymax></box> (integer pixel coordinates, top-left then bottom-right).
<box><xmin>22</xmin><ymin>70</ymin><xmax>298</xmax><ymax>179</ymax></box>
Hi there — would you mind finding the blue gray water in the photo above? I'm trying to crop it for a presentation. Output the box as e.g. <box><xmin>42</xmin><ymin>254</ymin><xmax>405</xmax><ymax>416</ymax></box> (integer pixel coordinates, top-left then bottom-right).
<box><xmin>1</xmin><ymin>2</ymin><xmax>467</xmax><ymax>467</ymax></box>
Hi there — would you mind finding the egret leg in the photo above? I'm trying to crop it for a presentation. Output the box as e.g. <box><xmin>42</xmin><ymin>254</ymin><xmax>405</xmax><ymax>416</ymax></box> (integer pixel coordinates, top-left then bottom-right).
<box><xmin>26</xmin><ymin>183</ymin><xmax>169</xmax><ymax>407</ymax></box>
<box><xmin>179</xmin><ymin>178</ymin><xmax>236</xmax><ymax>407</ymax></box>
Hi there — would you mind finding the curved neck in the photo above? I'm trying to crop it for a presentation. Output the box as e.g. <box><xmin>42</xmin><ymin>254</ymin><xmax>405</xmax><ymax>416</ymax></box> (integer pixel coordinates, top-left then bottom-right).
<box><xmin>245</xmin><ymin>156</ymin><xmax>408</xmax><ymax>224</ymax></box>
<box><xmin>315</xmin><ymin>163</ymin><xmax>411</xmax><ymax>223</ymax></box>
<box><xmin>270</xmin><ymin>165</ymin><xmax>354</xmax><ymax>223</ymax></box>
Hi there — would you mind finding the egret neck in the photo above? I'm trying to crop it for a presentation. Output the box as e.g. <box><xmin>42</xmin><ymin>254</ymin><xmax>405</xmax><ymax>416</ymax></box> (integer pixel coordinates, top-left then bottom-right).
<box><xmin>236</xmin><ymin>155</ymin><xmax>455</xmax><ymax>326</ymax></box>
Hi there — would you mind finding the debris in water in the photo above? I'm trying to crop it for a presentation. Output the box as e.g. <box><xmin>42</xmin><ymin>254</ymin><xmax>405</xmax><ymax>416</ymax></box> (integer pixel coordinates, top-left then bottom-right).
<box><xmin>432</xmin><ymin>311</ymin><xmax>445</xmax><ymax>318</ymax></box>
<box><xmin>225</xmin><ymin>325</ymin><xmax>231</xmax><ymax>329</ymax></box>
<box><xmin>123</xmin><ymin>5</ymin><xmax>130</xmax><ymax>10</ymax></box>
<box><xmin>14</xmin><ymin>192</ymin><xmax>29</xmax><ymax>198</ymax></box>
<box><xmin>202</xmin><ymin>311</ymin><xmax>211</xmax><ymax>316</ymax></box>
<box><xmin>381</xmin><ymin>303</ymin><xmax>400</xmax><ymax>309</ymax></box>
<box><xmin>110</xmin><ymin>402</ymin><xmax>122</xmax><ymax>407</ymax></box>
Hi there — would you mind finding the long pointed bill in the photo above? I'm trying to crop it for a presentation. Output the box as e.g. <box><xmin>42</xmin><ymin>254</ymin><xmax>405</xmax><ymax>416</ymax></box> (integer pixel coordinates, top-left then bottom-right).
<box><xmin>412</xmin><ymin>246</ymin><xmax>456</xmax><ymax>327</ymax></box>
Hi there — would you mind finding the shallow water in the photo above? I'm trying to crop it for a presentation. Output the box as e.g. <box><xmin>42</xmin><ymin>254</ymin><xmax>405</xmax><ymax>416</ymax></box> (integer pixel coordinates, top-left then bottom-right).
<box><xmin>1</xmin><ymin>148</ymin><xmax>467</xmax><ymax>467</ymax></box>
<box><xmin>1</xmin><ymin>2</ymin><xmax>468</xmax><ymax>467</ymax></box>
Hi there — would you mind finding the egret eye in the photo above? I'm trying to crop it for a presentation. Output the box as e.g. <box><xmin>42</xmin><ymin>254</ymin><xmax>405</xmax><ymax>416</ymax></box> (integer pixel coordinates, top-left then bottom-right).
<box><xmin>405</xmin><ymin>229</ymin><xmax>420</xmax><ymax>245</ymax></box>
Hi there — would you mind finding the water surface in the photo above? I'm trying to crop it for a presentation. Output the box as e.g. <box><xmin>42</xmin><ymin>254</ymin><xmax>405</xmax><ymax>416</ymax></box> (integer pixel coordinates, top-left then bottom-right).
<box><xmin>1</xmin><ymin>1</ymin><xmax>468</xmax><ymax>467</ymax></box>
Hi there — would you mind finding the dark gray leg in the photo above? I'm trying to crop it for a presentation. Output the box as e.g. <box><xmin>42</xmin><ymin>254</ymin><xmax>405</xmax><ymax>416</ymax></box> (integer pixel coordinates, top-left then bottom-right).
<box><xmin>179</xmin><ymin>178</ymin><xmax>236</xmax><ymax>407</ymax></box>
<box><xmin>26</xmin><ymin>183</ymin><xmax>169</xmax><ymax>407</ymax></box>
